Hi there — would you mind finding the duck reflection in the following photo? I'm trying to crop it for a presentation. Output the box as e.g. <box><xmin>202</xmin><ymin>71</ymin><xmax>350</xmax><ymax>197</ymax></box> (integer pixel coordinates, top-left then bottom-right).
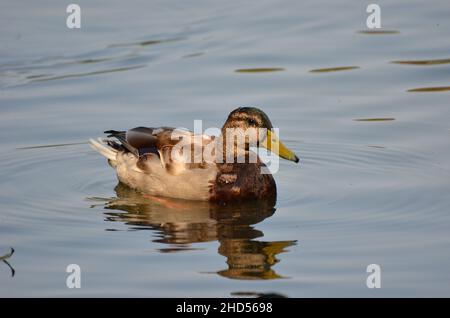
<box><xmin>94</xmin><ymin>183</ymin><xmax>296</xmax><ymax>280</ymax></box>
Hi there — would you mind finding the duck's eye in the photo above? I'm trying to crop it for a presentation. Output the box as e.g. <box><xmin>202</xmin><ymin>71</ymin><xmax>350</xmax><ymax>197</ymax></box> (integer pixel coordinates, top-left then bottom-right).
<box><xmin>247</xmin><ymin>118</ymin><xmax>257</xmax><ymax>126</ymax></box>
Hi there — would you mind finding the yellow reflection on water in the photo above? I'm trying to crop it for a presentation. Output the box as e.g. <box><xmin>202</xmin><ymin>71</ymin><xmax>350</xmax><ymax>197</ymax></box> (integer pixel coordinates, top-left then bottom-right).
<box><xmin>235</xmin><ymin>68</ymin><xmax>285</xmax><ymax>73</ymax></box>
<box><xmin>218</xmin><ymin>240</ymin><xmax>295</xmax><ymax>280</ymax></box>
<box><xmin>309</xmin><ymin>66</ymin><xmax>359</xmax><ymax>73</ymax></box>
<box><xmin>392</xmin><ymin>58</ymin><xmax>450</xmax><ymax>65</ymax></box>
<box><xmin>408</xmin><ymin>86</ymin><xmax>450</xmax><ymax>92</ymax></box>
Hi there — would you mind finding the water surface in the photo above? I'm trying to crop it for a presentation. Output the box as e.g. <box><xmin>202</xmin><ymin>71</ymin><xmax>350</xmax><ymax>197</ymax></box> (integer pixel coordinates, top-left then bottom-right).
<box><xmin>1</xmin><ymin>0</ymin><xmax>450</xmax><ymax>297</ymax></box>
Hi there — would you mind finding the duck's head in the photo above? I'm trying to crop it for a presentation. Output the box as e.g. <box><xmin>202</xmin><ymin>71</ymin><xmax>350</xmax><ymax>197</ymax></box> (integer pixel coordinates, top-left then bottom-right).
<box><xmin>222</xmin><ymin>107</ymin><xmax>299</xmax><ymax>163</ymax></box>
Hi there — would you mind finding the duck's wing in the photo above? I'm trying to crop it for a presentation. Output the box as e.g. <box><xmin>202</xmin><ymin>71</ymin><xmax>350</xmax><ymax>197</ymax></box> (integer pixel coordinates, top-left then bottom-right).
<box><xmin>105</xmin><ymin>127</ymin><xmax>216</xmax><ymax>175</ymax></box>
<box><xmin>105</xmin><ymin>127</ymin><xmax>159</xmax><ymax>157</ymax></box>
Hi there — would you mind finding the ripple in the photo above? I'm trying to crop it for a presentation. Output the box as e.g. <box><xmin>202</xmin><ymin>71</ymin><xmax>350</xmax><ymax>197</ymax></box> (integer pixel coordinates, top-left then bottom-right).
<box><xmin>278</xmin><ymin>139</ymin><xmax>450</xmax><ymax>223</ymax></box>
<box><xmin>231</xmin><ymin>291</ymin><xmax>288</xmax><ymax>298</ymax></box>
<box><xmin>407</xmin><ymin>86</ymin><xmax>450</xmax><ymax>93</ymax></box>
<box><xmin>353</xmin><ymin>118</ymin><xmax>395</xmax><ymax>122</ymax></box>
<box><xmin>17</xmin><ymin>142</ymin><xmax>88</xmax><ymax>150</ymax></box>
<box><xmin>357</xmin><ymin>30</ymin><xmax>400</xmax><ymax>34</ymax></box>
<box><xmin>309</xmin><ymin>66</ymin><xmax>359</xmax><ymax>73</ymax></box>
<box><xmin>391</xmin><ymin>58</ymin><xmax>450</xmax><ymax>65</ymax></box>
<box><xmin>29</xmin><ymin>65</ymin><xmax>146</xmax><ymax>83</ymax></box>
<box><xmin>0</xmin><ymin>36</ymin><xmax>184</xmax><ymax>87</ymax></box>
<box><xmin>0</xmin><ymin>53</ymin><xmax>145</xmax><ymax>87</ymax></box>
<box><xmin>235</xmin><ymin>68</ymin><xmax>285</xmax><ymax>73</ymax></box>
<box><xmin>107</xmin><ymin>37</ymin><xmax>184</xmax><ymax>48</ymax></box>
<box><xmin>182</xmin><ymin>52</ymin><xmax>205</xmax><ymax>59</ymax></box>
<box><xmin>367</xmin><ymin>145</ymin><xmax>386</xmax><ymax>149</ymax></box>
<box><xmin>299</xmin><ymin>140</ymin><xmax>441</xmax><ymax>177</ymax></box>
<box><xmin>0</xmin><ymin>143</ymin><xmax>115</xmax><ymax>224</ymax></box>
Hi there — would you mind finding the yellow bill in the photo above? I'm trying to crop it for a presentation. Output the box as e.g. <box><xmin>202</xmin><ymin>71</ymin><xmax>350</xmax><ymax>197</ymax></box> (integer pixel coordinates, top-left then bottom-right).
<box><xmin>261</xmin><ymin>130</ymin><xmax>299</xmax><ymax>163</ymax></box>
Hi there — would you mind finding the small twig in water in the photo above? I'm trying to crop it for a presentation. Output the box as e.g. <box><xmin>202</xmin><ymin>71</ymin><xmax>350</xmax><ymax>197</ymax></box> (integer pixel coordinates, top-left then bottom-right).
<box><xmin>1</xmin><ymin>247</ymin><xmax>16</xmax><ymax>277</ymax></box>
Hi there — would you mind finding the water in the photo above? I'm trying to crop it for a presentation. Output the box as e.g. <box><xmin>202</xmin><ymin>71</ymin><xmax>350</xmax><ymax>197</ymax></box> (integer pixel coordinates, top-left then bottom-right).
<box><xmin>1</xmin><ymin>0</ymin><xmax>450</xmax><ymax>297</ymax></box>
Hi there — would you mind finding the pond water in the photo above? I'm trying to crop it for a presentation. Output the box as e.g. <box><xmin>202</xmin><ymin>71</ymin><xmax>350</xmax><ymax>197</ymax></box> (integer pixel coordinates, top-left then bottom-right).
<box><xmin>1</xmin><ymin>0</ymin><xmax>450</xmax><ymax>297</ymax></box>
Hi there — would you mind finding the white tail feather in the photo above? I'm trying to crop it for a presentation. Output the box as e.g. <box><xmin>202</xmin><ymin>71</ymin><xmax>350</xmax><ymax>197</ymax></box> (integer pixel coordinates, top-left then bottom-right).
<box><xmin>89</xmin><ymin>138</ymin><xmax>117</xmax><ymax>161</ymax></box>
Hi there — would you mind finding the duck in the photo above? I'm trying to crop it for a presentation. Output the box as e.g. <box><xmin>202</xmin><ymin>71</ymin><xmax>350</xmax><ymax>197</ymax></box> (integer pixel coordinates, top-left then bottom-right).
<box><xmin>89</xmin><ymin>107</ymin><xmax>299</xmax><ymax>202</ymax></box>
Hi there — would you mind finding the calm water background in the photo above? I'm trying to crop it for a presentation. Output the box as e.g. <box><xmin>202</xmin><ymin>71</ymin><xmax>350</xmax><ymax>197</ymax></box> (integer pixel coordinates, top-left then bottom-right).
<box><xmin>1</xmin><ymin>0</ymin><xmax>450</xmax><ymax>297</ymax></box>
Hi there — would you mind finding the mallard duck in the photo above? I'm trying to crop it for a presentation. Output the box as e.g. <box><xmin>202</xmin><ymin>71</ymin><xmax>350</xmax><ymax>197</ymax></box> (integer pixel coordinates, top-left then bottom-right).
<box><xmin>90</xmin><ymin>107</ymin><xmax>299</xmax><ymax>202</ymax></box>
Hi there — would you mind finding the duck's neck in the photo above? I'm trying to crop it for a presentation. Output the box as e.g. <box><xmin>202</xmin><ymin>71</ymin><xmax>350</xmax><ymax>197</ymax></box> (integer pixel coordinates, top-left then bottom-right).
<box><xmin>217</xmin><ymin>127</ymin><xmax>252</xmax><ymax>164</ymax></box>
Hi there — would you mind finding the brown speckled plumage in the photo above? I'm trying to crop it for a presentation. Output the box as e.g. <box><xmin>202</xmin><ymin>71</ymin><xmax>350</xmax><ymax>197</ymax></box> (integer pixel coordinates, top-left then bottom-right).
<box><xmin>91</xmin><ymin>107</ymin><xmax>298</xmax><ymax>202</ymax></box>
<box><xmin>209</xmin><ymin>160</ymin><xmax>276</xmax><ymax>202</ymax></box>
